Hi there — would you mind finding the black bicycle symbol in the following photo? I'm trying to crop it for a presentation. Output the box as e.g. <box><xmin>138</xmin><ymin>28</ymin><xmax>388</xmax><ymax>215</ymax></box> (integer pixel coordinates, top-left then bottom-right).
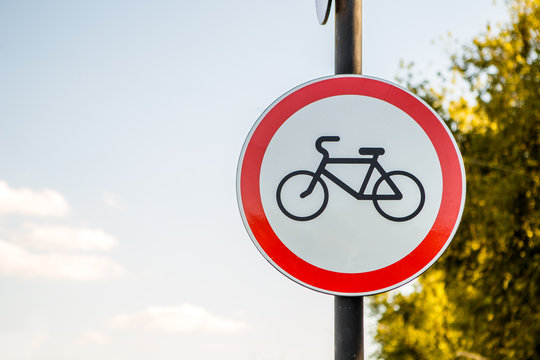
<box><xmin>276</xmin><ymin>136</ymin><xmax>425</xmax><ymax>222</ymax></box>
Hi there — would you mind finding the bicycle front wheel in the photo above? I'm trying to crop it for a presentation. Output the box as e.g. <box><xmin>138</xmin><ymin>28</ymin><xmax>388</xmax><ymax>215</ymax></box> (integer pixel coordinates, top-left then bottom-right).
<box><xmin>276</xmin><ymin>170</ymin><xmax>329</xmax><ymax>221</ymax></box>
<box><xmin>372</xmin><ymin>170</ymin><xmax>425</xmax><ymax>222</ymax></box>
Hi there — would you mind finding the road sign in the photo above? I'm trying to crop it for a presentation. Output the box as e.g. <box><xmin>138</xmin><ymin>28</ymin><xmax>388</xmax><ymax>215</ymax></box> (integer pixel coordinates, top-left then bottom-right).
<box><xmin>316</xmin><ymin>0</ymin><xmax>332</xmax><ymax>25</ymax></box>
<box><xmin>237</xmin><ymin>75</ymin><xmax>466</xmax><ymax>296</ymax></box>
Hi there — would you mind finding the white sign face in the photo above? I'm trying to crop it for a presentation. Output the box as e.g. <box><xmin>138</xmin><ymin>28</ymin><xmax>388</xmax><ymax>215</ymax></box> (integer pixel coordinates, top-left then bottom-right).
<box><xmin>237</xmin><ymin>75</ymin><xmax>466</xmax><ymax>296</ymax></box>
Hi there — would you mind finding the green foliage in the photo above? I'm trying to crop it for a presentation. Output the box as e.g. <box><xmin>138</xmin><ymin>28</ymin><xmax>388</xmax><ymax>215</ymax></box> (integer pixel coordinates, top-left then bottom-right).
<box><xmin>371</xmin><ymin>271</ymin><xmax>463</xmax><ymax>360</ymax></box>
<box><xmin>371</xmin><ymin>1</ymin><xmax>540</xmax><ymax>359</ymax></box>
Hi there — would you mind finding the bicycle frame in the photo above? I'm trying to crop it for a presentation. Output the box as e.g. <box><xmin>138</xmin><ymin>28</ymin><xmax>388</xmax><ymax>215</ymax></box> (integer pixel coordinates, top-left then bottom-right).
<box><xmin>302</xmin><ymin>154</ymin><xmax>403</xmax><ymax>201</ymax></box>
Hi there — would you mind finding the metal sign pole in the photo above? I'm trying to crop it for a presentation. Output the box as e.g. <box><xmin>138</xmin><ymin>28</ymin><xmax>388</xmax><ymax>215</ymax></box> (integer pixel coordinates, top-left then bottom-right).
<box><xmin>335</xmin><ymin>296</ymin><xmax>364</xmax><ymax>360</ymax></box>
<box><xmin>335</xmin><ymin>0</ymin><xmax>362</xmax><ymax>75</ymax></box>
<box><xmin>334</xmin><ymin>1</ymin><xmax>363</xmax><ymax>359</ymax></box>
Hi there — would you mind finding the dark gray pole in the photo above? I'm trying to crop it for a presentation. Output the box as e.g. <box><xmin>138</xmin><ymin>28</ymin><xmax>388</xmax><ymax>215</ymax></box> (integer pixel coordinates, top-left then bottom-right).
<box><xmin>334</xmin><ymin>1</ymin><xmax>364</xmax><ymax>359</ymax></box>
<box><xmin>335</xmin><ymin>296</ymin><xmax>364</xmax><ymax>360</ymax></box>
<box><xmin>335</xmin><ymin>0</ymin><xmax>362</xmax><ymax>74</ymax></box>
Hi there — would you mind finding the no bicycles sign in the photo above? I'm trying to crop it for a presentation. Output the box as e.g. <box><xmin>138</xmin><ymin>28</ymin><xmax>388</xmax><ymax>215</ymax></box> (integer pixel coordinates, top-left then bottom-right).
<box><xmin>236</xmin><ymin>75</ymin><xmax>466</xmax><ymax>296</ymax></box>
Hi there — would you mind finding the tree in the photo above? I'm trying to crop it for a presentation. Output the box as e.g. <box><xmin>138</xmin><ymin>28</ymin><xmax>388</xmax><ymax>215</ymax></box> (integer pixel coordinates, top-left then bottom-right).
<box><xmin>370</xmin><ymin>1</ymin><xmax>540</xmax><ymax>359</ymax></box>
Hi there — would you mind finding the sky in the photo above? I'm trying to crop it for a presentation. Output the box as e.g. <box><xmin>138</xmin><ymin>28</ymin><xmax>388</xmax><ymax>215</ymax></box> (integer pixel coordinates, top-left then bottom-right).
<box><xmin>0</xmin><ymin>0</ymin><xmax>511</xmax><ymax>359</ymax></box>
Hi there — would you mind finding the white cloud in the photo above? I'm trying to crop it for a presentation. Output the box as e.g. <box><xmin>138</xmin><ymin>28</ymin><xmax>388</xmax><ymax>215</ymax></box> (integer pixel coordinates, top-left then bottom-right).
<box><xmin>110</xmin><ymin>304</ymin><xmax>248</xmax><ymax>333</ymax></box>
<box><xmin>29</xmin><ymin>332</ymin><xmax>49</xmax><ymax>350</ymax></box>
<box><xmin>0</xmin><ymin>181</ymin><xmax>124</xmax><ymax>281</ymax></box>
<box><xmin>21</xmin><ymin>224</ymin><xmax>118</xmax><ymax>252</ymax></box>
<box><xmin>103</xmin><ymin>192</ymin><xmax>121</xmax><ymax>209</ymax></box>
<box><xmin>0</xmin><ymin>240</ymin><xmax>125</xmax><ymax>281</ymax></box>
<box><xmin>77</xmin><ymin>331</ymin><xmax>110</xmax><ymax>345</ymax></box>
<box><xmin>0</xmin><ymin>181</ymin><xmax>69</xmax><ymax>217</ymax></box>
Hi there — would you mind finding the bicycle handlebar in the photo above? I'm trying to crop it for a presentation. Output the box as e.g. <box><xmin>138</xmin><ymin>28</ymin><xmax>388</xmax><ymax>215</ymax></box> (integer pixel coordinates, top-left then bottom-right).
<box><xmin>315</xmin><ymin>136</ymin><xmax>340</xmax><ymax>157</ymax></box>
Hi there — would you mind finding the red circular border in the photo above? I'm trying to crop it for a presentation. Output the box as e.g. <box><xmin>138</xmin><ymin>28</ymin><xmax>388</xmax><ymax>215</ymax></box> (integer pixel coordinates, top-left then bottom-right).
<box><xmin>239</xmin><ymin>76</ymin><xmax>464</xmax><ymax>294</ymax></box>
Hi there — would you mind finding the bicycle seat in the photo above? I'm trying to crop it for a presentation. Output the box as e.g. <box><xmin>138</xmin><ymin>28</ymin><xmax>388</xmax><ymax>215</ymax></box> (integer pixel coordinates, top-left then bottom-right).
<box><xmin>359</xmin><ymin>147</ymin><xmax>385</xmax><ymax>156</ymax></box>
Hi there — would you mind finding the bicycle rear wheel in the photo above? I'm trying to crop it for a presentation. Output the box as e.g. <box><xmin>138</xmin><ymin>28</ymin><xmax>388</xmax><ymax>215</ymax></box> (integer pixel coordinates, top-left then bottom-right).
<box><xmin>372</xmin><ymin>170</ymin><xmax>425</xmax><ymax>222</ymax></box>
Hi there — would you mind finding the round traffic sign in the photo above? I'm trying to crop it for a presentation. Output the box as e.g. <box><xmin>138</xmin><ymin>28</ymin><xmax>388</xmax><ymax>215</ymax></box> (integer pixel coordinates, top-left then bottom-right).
<box><xmin>316</xmin><ymin>0</ymin><xmax>332</xmax><ymax>25</ymax></box>
<box><xmin>237</xmin><ymin>75</ymin><xmax>465</xmax><ymax>296</ymax></box>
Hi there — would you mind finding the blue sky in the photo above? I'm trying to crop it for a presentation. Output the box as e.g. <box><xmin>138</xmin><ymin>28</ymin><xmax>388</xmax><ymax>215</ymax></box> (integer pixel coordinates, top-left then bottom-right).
<box><xmin>0</xmin><ymin>1</ymin><xmax>510</xmax><ymax>359</ymax></box>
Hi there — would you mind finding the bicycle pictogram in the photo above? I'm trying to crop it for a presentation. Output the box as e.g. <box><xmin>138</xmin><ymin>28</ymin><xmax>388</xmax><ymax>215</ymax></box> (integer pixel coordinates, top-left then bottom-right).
<box><xmin>276</xmin><ymin>136</ymin><xmax>426</xmax><ymax>222</ymax></box>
